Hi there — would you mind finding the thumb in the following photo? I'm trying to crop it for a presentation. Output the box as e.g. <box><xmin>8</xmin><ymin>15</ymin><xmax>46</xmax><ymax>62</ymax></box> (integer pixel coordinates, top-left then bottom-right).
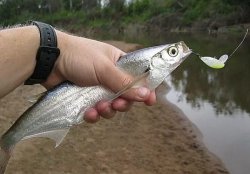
<box><xmin>98</xmin><ymin>63</ymin><xmax>150</xmax><ymax>101</ymax></box>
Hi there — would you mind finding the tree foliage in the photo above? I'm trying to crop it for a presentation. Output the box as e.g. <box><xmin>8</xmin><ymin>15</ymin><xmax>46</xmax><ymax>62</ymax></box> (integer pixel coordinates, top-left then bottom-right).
<box><xmin>0</xmin><ymin>0</ymin><xmax>249</xmax><ymax>27</ymax></box>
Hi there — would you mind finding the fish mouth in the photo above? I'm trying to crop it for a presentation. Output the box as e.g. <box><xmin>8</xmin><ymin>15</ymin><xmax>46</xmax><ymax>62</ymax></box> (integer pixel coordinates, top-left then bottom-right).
<box><xmin>178</xmin><ymin>41</ymin><xmax>192</xmax><ymax>58</ymax></box>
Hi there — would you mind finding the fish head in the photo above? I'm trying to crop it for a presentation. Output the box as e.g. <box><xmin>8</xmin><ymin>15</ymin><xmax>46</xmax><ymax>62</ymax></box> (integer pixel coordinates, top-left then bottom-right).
<box><xmin>148</xmin><ymin>41</ymin><xmax>192</xmax><ymax>89</ymax></box>
<box><xmin>150</xmin><ymin>41</ymin><xmax>191</xmax><ymax>70</ymax></box>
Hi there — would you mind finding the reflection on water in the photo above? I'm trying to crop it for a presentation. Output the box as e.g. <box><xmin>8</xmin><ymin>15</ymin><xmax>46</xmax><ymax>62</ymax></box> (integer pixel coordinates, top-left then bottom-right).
<box><xmin>166</xmin><ymin>84</ymin><xmax>250</xmax><ymax>174</ymax></box>
<box><xmin>163</xmin><ymin>33</ymin><xmax>250</xmax><ymax>174</ymax></box>
<box><xmin>93</xmin><ymin>31</ymin><xmax>250</xmax><ymax>174</ymax></box>
<box><xmin>170</xmin><ymin>35</ymin><xmax>250</xmax><ymax>115</ymax></box>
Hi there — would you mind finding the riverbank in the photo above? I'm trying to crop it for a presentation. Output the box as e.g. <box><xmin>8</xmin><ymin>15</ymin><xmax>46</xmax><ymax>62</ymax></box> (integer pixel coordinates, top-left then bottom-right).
<box><xmin>0</xmin><ymin>41</ymin><xmax>229</xmax><ymax>174</ymax></box>
<box><xmin>2</xmin><ymin>1</ymin><xmax>249</xmax><ymax>35</ymax></box>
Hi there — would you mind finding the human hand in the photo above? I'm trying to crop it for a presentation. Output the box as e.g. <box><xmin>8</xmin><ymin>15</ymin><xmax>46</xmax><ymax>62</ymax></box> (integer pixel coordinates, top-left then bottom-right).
<box><xmin>43</xmin><ymin>30</ymin><xmax>156</xmax><ymax>123</ymax></box>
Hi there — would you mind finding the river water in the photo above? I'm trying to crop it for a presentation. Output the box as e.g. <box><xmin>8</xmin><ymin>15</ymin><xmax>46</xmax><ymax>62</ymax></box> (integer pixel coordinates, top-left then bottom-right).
<box><xmin>165</xmin><ymin>33</ymin><xmax>250</xmax><ymax>174</ymax></box>
<box><xmin>95</xmin><ymin>31</ymin><xmax>250</xmax><ymax>174</ymax></box>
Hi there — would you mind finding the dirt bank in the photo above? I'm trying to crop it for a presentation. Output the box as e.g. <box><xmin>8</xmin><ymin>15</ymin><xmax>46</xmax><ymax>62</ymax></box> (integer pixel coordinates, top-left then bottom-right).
<box><xmin>0</xmin><ymin>41</ymin><xmax>229</xmax><ymax>174</ymax></box>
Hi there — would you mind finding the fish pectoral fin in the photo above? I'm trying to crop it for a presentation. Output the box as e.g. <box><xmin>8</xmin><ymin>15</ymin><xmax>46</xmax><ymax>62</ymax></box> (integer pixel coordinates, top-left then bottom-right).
<box><xmin>26</xmin><ymin>91</ymin><xmax>46</xmax><ymax>103</ymax></box>
<box><xmin>22</xmin><ymin>129</ymin><xmax>70</xmax><ymax>148</ymax></box>
<box><xmin>108</xmin><ymin>71</ymin><xmax>150</xmax><ymax>101</ymax></box>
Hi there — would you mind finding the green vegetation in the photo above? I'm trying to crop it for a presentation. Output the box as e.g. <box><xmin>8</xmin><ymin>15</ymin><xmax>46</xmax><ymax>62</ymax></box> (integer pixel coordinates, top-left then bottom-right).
<box><xmin>0</xmin><ymin>0</ymin><xmax>249</xmax><ymax>32</ymax></box>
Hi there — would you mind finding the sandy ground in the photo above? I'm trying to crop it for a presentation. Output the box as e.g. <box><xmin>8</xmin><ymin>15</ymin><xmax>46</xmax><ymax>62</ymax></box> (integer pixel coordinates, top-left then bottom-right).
<box><xmin>0</xmin><ymin>41</ymin><xmax>229</xmax><ymax>174</ymax></box>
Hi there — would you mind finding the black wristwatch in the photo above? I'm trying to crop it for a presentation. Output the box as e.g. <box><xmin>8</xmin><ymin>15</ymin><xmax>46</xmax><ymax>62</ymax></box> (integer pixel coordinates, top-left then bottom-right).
<box><xmin>25</xmin><ymin>21</ymin><xmax>60</xmax><ymax>85</ymax></box>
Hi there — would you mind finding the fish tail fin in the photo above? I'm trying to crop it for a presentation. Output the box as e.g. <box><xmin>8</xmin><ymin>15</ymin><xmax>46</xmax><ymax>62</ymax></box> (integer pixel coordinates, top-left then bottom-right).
<box><xmin>0</xmin><ymin>140</ymin><xmax>13</xmax><ymax>174</ymax></box>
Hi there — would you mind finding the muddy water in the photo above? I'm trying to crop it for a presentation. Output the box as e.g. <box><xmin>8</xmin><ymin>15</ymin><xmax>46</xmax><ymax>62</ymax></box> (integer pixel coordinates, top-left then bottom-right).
<box><xmin>163</xmin><ymin>33</ymin><xmax>250</xmax><ymax>174</ymax></box>
<box><xmin>97</xmin><ymin>31</ymin><xmax>250</xmax><ymax>174</ymax></box>
<box><xmin>165</xmin><ymin>32</ymin><xmax>250</xmax><ymax>174</ymax></box>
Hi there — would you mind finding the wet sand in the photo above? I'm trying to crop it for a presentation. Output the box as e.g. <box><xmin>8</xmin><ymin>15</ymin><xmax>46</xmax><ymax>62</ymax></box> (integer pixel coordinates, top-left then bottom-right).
<box><xmin>0</xmin><ymin>41</ymin><xmax>229</xmax><ymax>174</ymax></box>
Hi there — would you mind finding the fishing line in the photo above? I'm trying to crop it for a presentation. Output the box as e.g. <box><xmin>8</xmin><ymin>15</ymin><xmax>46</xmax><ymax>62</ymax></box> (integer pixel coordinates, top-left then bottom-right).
<box><xmin>190</xmin><ymin>29</ymin><xmax>248</xmax><ymax>69</ymax></box>
<box><xmin>191</xmin><ymin>52</ymin><xmax>201</xmax><ymax>58</ymax></box>
<box><xmin>229</xmin><ymin>29</ymin><xmax>248</xmax><ymax>57</ymax></box>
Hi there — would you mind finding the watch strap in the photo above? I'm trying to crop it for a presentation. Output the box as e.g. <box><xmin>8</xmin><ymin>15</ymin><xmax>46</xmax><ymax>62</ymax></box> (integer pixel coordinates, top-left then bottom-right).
<box><xmin>25</xmin><ymin>21</ymin><xmax>60</xmax><ymax>85</ymax></box>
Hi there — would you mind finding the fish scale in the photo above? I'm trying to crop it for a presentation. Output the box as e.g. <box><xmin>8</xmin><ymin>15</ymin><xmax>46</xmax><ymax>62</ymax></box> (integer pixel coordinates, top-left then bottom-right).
<box><xmin>0</xmin><ymin>41</ymin><xmax>192</xmax><ymax>174</ymax></box>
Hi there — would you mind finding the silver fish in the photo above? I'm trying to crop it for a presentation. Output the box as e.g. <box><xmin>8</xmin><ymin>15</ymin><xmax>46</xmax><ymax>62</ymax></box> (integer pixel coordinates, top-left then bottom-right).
<box><xmin>0</xmin><ymin>41</ymin><xmax>191</xmax><ymax>173</ymax></box>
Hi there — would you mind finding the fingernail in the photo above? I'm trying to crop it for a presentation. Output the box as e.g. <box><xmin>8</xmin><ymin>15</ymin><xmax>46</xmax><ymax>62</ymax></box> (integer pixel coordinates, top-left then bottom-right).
<box><xmin>137</xmin><ymin>87</ymin><xmax>149</xmax><ymax>98</ymax></box>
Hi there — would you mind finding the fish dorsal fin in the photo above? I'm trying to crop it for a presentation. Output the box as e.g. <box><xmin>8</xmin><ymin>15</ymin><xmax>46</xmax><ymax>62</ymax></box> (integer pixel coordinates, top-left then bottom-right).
<box><xmin>26</xmin><ymin>92</ymin><xmax>46</xmax><ymax>103</ymax></box>
<box><xmin>22</xmin><ymin>129</ymin><xmax>70</xmax><ymax>148</ymax></box>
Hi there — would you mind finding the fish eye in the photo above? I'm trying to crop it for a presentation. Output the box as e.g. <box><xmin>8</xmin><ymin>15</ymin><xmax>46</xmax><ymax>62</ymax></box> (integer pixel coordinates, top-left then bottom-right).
<box><xmin>168</xmin><ymin>46</ymin><xmax>178</xmax><ymax>57</ymax></box>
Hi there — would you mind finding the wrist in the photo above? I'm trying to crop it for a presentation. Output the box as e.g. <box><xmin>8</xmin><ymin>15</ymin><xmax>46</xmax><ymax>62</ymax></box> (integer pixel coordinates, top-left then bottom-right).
<box><xmin>42</xmin><ymin>29</ymin><xmax>70</xmax><ymax>88</ymax></box>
